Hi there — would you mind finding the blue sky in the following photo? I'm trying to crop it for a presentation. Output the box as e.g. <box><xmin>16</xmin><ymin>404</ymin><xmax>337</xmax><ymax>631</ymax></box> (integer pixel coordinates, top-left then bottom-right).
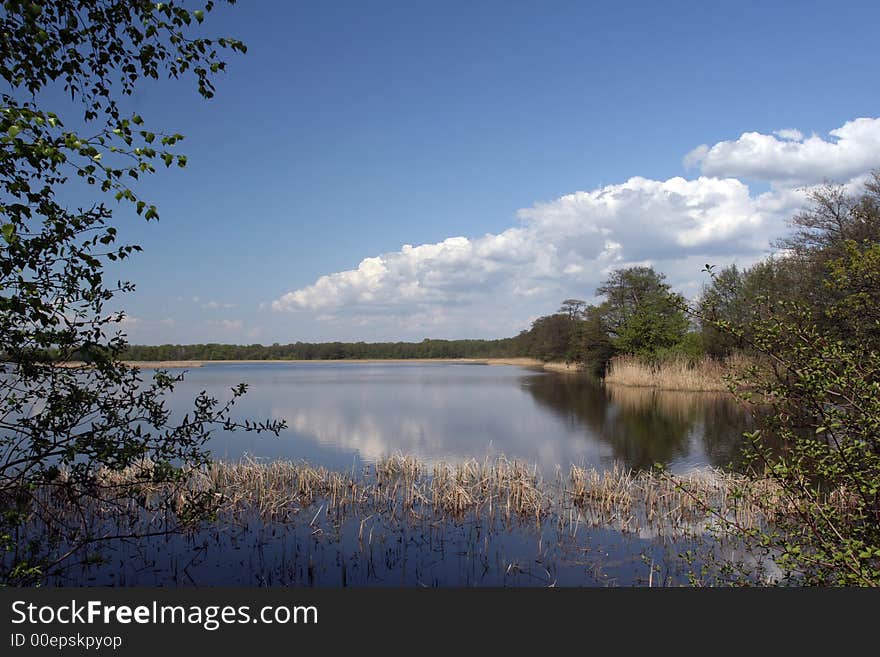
<box><xmin>86</xmin><ymin>0</ymin><xmax>880</xmax><ymax>344</ymax></box>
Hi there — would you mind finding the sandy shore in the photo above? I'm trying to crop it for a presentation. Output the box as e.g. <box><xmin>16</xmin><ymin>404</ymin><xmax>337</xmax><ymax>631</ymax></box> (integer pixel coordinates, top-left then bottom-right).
<box><xmin>102</xmin><ymin>357</ymin><xmax>581</xmax><ymax>372</ymax></box>
<box><xmin>53</xmin><ymin>357</ymin><xmax>583</xmax><ymax>372</ymax></box>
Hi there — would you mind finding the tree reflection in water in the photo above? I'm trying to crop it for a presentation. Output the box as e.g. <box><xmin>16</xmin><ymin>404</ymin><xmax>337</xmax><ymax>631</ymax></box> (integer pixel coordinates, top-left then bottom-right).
<box><xmin>521</xmin><ymin>373</ymin><xmax>756</xmax><ymax>472</ymax></box>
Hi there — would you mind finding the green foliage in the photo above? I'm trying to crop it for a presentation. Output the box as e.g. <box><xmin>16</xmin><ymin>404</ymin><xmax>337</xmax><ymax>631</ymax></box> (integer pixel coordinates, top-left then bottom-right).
<box><xmin>654</xmin><ymin>331</ymin><xmax>704</xmax><ymax>362</ymax></box>
<box><xmin>594</xmin><ymin>267</ymin><xmax>689</xmax><ymax>357</ymax></box>
<box><xmin>698</xmin><ymin>261</ymin><xmax>782</xmax><ymax>355</ymax></box>
<box><xmin>568</xmin><ymin>307</ymin><xmax>616</xmax><ymax>376</ymax></box>
<box><xmin>506</xmin><ymin>267</ymin><xmax>694</xmax><ymax>374</ymax></box>
<box><xmin>512</xmin><ymin>313</ymin><xmax>579</xmax><ymax>363</ymax></box>
<box><xmin>719</xmin><ymin>298</ymin><xmax>880</xmax><ymax>585</ymax></box>
<box><xmin>694</xmin><ymin>174</ymin><xmax>880</xmax><ymax>586</ymax></box>
<box><xmin>0</xmin><ymin>1</ymin><xmax>283</xmax><ymax>584</ymax></box>
<box><xmin>698</xmin><ymin>264</ymin><xmax>746</xmax><ymax>358</ymax></box>
<box><xmin>825</xmin><ymin>240</ymin><xmax>880</xmax><ymax>347</ymax></box>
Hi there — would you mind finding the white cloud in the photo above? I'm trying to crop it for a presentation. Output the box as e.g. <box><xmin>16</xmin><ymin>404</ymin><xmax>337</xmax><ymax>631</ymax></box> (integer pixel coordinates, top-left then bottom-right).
<box><xmin>689</xmin><ymin>117</ymin><xmax>880</xmax><ymax>186</ymax></box>
<box><xmin>273</xmin><ymin>176</ymin><xmax>789</xmax><ymax>332</ymax></box>
<box><xmin>517</xmin><ymin>176</ymin><xmax>770</xmax><ymax>255</ymax></box>
<box><xmin>271</xmin><ymin>117</ymin><xmax>880</xmax><ymax>337</ymax></box>
<box><xmin>774</xmin><ymin>128</ymin><xmax>803</xmax><ymax>141</ymax></box>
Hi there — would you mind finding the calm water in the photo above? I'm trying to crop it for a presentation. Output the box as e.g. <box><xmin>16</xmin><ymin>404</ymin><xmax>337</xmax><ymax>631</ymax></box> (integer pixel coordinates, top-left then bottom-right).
<box><xmin>38</xmin><ymin>362</ymin><xmax>759</xmax><ymax>586</ymax></box>
<box><xmin>166</xmin><ymin>361</ymin><xmax>752</xmax><ymax>474</ymax></box>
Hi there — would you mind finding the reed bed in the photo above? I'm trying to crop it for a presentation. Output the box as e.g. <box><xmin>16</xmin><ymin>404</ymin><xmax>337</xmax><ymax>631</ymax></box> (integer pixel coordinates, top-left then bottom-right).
<box><xmin>566</xmin><ymin>464</ymin><xmax>786</xmax><ymax>535</ymax></box>
<box><xmin>9</xmin><ymin>454</ymin><xmax>799</xmax><ymax>586</ymax></box>
<box><xmin>40</xmin><ymin>454</ymin><xmax>780</xmax><ymax>534</ymax></box>
<box><xmin>197</xmin><ymin>455</ymin><xmax>549</xmax><ymax>523</ymax></box>
<box><xmin>605</xmin><ymin>355</ymin><xmax>752</xmax><ymax>392</ymax></box>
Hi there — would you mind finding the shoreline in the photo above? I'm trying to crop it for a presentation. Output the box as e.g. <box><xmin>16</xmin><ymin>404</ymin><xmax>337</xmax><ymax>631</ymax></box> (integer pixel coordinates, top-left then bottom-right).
<box><xmin>60</xmin><ymin>357</ymin><xmax>580</xmax><ymax>372</ymax></box>
<box><xmin>59</xmin><ymin>357</ymin><xmax>733</xmax><ymax>389</ymax></box>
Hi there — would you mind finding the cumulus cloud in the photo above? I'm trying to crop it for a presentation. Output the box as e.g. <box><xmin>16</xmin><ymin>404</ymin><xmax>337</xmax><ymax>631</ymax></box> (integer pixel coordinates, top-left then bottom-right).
<box><xmin>272</xmin><ymin>176</ymin><xmax>790</xmax><ymax>330</ymax></box>
<box><xmin>686</xmin><ymin>117</ymin><xmax>880</xmax><ymax>186</ymax></box>
<box><xmin>272</xmin><ymin>117</ymin><xmax>880</xmax><ymax>337</ymax></box>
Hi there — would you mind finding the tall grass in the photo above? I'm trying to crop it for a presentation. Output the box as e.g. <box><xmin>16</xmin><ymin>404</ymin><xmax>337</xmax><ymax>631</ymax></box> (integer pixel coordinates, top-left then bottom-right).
<box><xmin>10</xmin><ymin>454</ymin><xmax>811</xmax><ymax>585</ymax></box>
<box><xmin>604</xmin><ymin>354</ymin><xmax>750</xmax><ymax>392</ymax></box>
<box><xmin>26</xmin><ymin>454</ymin><xmax>778</xmax><ymax>537</ymax></box>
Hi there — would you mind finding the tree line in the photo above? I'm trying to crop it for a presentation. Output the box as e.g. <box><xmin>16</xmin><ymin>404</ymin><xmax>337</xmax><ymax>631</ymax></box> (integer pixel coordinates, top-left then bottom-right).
<box><xmin>123</xmin><ymin>338</ymin><xmax>520</xmax><ymax>361</ymax></box>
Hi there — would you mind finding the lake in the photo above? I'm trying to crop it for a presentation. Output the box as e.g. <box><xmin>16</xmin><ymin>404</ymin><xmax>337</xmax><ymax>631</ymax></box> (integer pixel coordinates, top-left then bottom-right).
<box><xmin>168</xmin><ymin>361</ymin><xmax>752</xmax><ymax>474</ymax></box>
<box><xmin>36</xmin><ymin>361</ymin><xmax>764</xmax><ymax>586</ymax></box>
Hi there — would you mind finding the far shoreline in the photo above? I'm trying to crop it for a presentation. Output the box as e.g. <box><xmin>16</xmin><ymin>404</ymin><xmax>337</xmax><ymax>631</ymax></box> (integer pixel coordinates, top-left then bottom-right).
<box><xmin>58</xmin><ymin>357</ymin><xmax>736</xmax><ymax>390</ymax></box>
<box><xmin>60</xmin><ymin>357</ymin><xmax>580</xmax><ymax>372</ymax></box>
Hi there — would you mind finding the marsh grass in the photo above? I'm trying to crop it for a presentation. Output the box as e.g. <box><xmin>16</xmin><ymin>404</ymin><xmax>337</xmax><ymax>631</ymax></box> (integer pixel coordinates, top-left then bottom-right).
<box><xmin>30</xmin><ymin>454</ymin><xmax>779</xmax><ymax>534</ymax></box>
<box><xmin>5</xmin><ymin>453</ymin><xmax>805</xmax><ymax>586</ymax></box>
<box><xmin>567</xmin><ymin>464</ymin><xmax>787</xmax><ymax>535</ymax></box>
<box><xmin>604</xmin><ymin>355</ymin><xmax>752</xmax><ymax>392</ymax></box>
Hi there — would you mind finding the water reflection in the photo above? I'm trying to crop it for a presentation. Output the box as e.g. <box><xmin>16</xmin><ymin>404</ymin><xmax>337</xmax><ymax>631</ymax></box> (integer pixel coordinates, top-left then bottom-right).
<box><xmin>522</xmin><ymin>374</ymin><xmax>753</xmax><ymax>471</ymax></box>
<box><xmin>169</xmin><ymin>363</ymin><xmax>752</xmax><ymax>474</ymax></box>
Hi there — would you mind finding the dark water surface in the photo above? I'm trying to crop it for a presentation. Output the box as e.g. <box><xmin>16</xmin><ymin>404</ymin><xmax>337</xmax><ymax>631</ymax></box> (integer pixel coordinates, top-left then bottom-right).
<box><xmin>168</xmin><ymin>361</ymin><xmax>752</xmax><ymax>474</ymax></box>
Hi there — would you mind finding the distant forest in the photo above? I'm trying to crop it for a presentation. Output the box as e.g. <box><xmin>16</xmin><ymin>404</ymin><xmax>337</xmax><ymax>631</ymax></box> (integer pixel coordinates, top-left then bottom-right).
<box><xmin>123</xmin><ymin>338</ymin><xmax>522</xmax><ymax>361</ymax></box>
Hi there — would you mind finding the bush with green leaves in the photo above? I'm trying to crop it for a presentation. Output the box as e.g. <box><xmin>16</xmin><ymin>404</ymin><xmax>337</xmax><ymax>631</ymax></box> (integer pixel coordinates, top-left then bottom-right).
<box><xmin>697</xmin><ymin>243</ymin><xmax>880</xmax><ymax>586</ymax></box>
<box><xmin>0</xmin><ymin>1</ymin><xmax>282</xmax><ymax>585</ymax></box>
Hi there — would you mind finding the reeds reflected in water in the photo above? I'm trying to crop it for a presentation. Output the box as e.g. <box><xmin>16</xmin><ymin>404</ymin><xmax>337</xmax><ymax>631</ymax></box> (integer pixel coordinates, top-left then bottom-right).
<box><xmin>10</xmin><ymin>454</ymin><xmax>783</xmax><ymax>587</ymax></box>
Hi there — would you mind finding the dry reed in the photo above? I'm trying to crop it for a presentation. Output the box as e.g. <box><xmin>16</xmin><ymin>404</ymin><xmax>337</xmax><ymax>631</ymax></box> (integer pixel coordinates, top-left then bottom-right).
<box><xmin>44</xmin><ymin>454</ymin><xmax>785</xmax><ymax>537</ymax></box>
<box><xmin>604</xmin><ymin>355</ymin><xmax>752</xmax><ymax>392</ymax></box>
<box><xmin>10</xmin><ymin>454</ymin><xmax>813</xmax><ymax>586</ymax></box>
